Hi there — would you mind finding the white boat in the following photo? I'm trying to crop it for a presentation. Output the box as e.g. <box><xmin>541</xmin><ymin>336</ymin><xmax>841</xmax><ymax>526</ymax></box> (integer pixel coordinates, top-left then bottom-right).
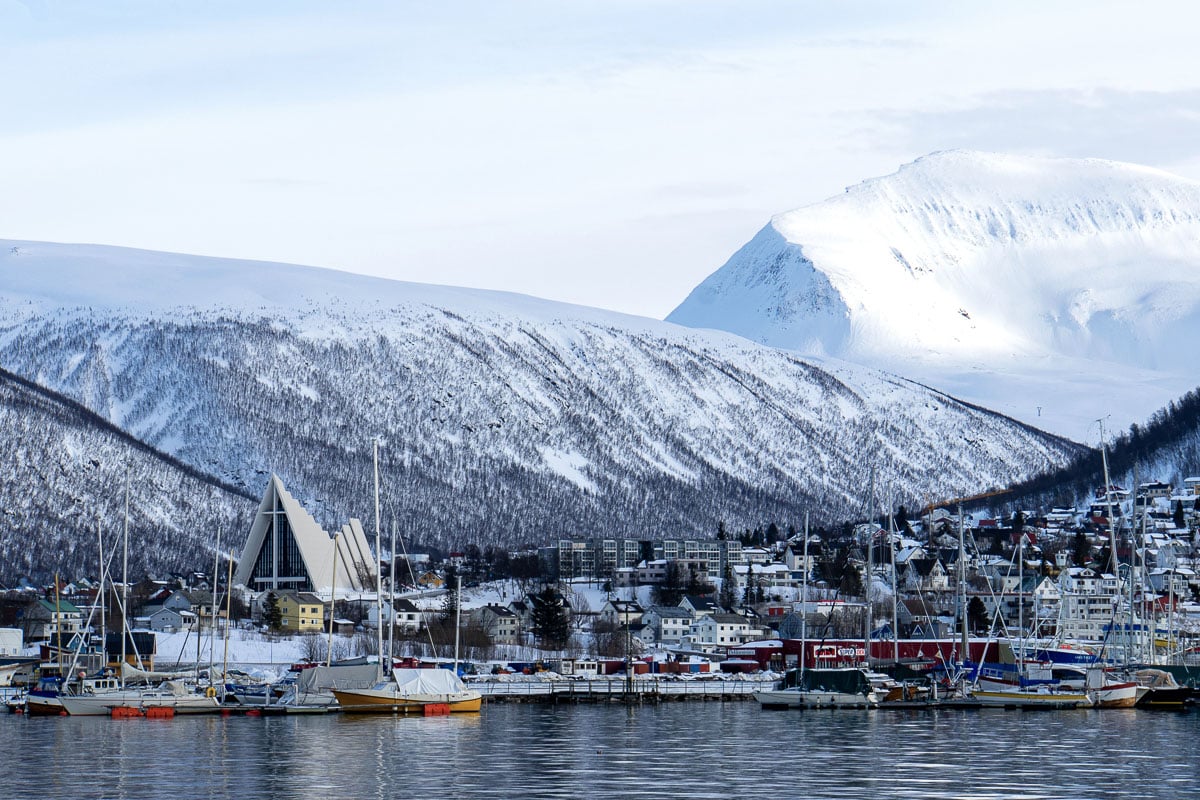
<box><xmin>1090</xmin><ymin>680</ymin><xmax>1138</xmax><ymax>708</ymax></box>
<box><xmin>972</xmin><ymin>684</ymin><xmax>1090</xmax><ymax>708</ymax></box>
<box><xmin>332</xmin><ymin>668</ymin><xmax>482</xmax><ymax>713</ymax></box>
<box><xmin>59</xmin><ymin>680</ymin><xmax>221</xmax><ymax>716</ymax></box>
<box><xmin>755</xmin><ymin>667</ymin><xmax>879</xmax><ymax>709</ymax></box>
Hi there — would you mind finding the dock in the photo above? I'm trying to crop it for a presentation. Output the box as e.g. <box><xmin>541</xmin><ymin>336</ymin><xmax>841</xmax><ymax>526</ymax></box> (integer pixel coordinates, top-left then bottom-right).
<box><xmin>469</xmin><ymin>677</ymin><xmax>764</xmax><ymax>703</ymax></box>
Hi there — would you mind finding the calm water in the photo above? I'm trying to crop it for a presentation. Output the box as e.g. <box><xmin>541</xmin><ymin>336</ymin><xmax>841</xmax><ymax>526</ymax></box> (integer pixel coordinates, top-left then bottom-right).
<box><xmin>4</xmin><ymin>703</ymin><xmax>1197</xmax><ymax>799</ymax></box>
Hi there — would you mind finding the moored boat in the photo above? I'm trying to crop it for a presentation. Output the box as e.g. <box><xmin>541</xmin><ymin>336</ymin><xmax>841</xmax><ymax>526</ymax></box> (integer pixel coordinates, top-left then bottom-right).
<box><xmin>332</xmin><ymin>668</ymin><xmax>482</xmax><ymax>713</ymax></box>
<box><xmin>1133</xmin><ymin>669</ymin><xmax>1191</xmax><ymax>709</ymax></box>
<box><xmin>1090</xmin><ymin>680</ymin><xmax>1138</xmax><ymax>708</ymax></box>
<box><xmin>972</xmin><ymin>684</ymin><xmax>1090</xmax><ymax>709</ymax></box>
<box><xmin>58</xmin><ymin>680</ymin><xmax>221</xmax><ymax>716</ymax></box>
<box><xmin>754</xmin><ymin>667</ymin><xmax>879</xmax><ymax>709</ymax></box>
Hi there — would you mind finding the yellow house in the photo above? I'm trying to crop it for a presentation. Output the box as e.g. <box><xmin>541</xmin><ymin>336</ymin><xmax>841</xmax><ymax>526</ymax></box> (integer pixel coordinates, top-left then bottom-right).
<box><xmin>416</xmin><ymin>571</ymin><xmax>445</xmax><ymax>590</ymax></box>
<box><xmin>277</xmin><ymin>591</ymin><xmax>327</xmax><ymax>633</ymax></box>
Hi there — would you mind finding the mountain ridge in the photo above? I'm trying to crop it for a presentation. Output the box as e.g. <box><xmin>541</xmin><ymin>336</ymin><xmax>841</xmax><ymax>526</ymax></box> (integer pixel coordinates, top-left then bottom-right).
<box><xmin>668</xmin><ymin>150</ymin><xmax>1200</xmax><ymax>438</ymax></box>
<box><xmin>0</xmin><ymin>240</ymin><xmax>1087</xmax><ymax>582</ymax></box>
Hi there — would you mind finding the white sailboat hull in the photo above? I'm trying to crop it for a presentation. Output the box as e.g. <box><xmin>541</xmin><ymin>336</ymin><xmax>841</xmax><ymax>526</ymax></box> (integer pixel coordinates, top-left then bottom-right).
<box><xmin>754</xmin><ymin>688</ymin><xmax>878</xmax><ymax>709</ymax></box>
<box><xmin>60</xmin><ymin>690</ymin><xmax>220</xmax><ymax>716</ymax></box>
<box><xmin>972</xmin><ymin>688</ymin><xmax>1090</xmax><ymax>708</ymax></box>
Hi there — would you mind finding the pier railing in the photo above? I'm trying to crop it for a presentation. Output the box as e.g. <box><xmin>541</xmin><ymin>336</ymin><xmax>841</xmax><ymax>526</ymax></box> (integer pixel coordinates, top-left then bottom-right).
<box><xmin>469</xmin><ymin>677</ymin><xmax>765</xmax><ymax>700</ymax></box>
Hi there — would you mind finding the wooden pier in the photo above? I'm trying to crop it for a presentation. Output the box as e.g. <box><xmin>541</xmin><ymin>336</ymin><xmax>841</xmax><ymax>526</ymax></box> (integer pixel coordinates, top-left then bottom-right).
<box><xmin>469</xmin><ymin>677</ymin><xmax>764</xmax><ymax>704</ymax></box>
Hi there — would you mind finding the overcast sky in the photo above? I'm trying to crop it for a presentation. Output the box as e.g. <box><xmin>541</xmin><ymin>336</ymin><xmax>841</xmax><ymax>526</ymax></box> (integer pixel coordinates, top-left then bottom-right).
<box><xmin>4</xmin><ymin>1</ymin><xmax>1200</xmax><ymax>318</ymax></box>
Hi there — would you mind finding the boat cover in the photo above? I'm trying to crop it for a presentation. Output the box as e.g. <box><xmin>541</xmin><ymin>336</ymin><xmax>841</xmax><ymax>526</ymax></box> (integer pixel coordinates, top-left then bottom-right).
<box><xmin>391</xmin><ymin>667</ymin><xmax>468</xmax><ymax>694</ymax></box>
<box><xmin>800</xmin><ymin>668</ymin><xmax>871</xmax><ymax>695</ymax></box>
<box><xmin>297</xmin><ymin>664</ymin><xmax>379</xmax><ymax>693</ymax></box>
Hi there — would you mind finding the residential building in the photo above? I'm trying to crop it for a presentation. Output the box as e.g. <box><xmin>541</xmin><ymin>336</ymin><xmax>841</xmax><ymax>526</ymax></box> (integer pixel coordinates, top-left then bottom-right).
<box><xmin>640</xmin><ymin>606</ymin><xmax>694</xmax><ymax>645</ymax></box>
<box><xmin>367</xmin><ymin>598</ymin><xmax>425</xmax><ymax>633</ymax></box>
<box><xmin>1057</xmin><ymin>567</ymin><xmax>1121</xmax><ymax>640</ymax></box>
<box><xmin>472</xmin><ymin>605</ymin><xmax>521</xmax><ymax>644</ymax></box>
<box><xmin>23</xmin><ymin>598</ymin><xmax>82</xmax><ymax>643</ymax></box>
<box><xmin>599</xmin><ymin>599</ymin><xmax>643</xmax><ymax>626</ymax></box>
<box><xmin>686</xmin><ymin>613</ymin><xmax>761</xmax><ymax>650</ymax></box>
<box><xmin>276</xmin><ymin>591</ymin><xmax>327</xmax><ymax>633</ymax></box>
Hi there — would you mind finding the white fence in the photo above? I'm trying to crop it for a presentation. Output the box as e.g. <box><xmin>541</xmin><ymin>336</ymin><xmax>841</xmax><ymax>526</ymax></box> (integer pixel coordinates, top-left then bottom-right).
<box><xmin>470</xmin><ymin>678</ymin><xmax>765</xmax><ymax>699</ymax></box>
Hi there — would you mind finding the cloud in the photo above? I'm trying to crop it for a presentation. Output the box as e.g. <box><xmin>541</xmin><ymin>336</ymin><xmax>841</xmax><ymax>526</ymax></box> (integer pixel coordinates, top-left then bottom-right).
<box><xmin>880</xmin><ymin>88</ymin><xmax>1200</xmax><ymax>166</ymax></box>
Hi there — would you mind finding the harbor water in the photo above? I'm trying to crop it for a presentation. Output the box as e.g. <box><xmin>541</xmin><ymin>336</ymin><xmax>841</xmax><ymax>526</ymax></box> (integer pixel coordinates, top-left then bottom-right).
<box><xmin>4</xmin><ymin>702</ymin><xmax>1197</xmax><ymax>799</ymax></box>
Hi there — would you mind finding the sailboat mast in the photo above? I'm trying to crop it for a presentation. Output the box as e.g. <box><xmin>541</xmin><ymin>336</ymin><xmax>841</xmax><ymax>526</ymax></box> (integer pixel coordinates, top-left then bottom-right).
<box><xmin>453</xmin><ymin>573</ymin><xmax>462</xmax><ymax>675</ymax></box>
<box><xmin>54</xmin><ymin>573</ymin><xmax>63</xmax><ymax>680</ymax></box>
<box><xmin>97</xmin><ymin>513</ymin><xmax>106</xmax><ymax>672</ymax></box>
<box><xmin>1018</xmin><ymin>526</ymin><xmax>1024</xmax><ymax>664</ymax></box>
<box><xmin>388</xmin><ymin>518</ymin><xmax>396</xmax><ymax>664</ymax></box>
<box><xmin>209</xmin><ymin>528</ymin><xmax>221</xmax><ymax>686</ymax></box>
<box><xmin>223</xmin><ymin>549</ymin><xmax>233</xmax><ymax>688</ymax></box>
<box><xmin>864</xmin><ymin>521</ymin><xmax>872</xmax><ymax>668</ymax></box>
<box><xmin>1168</xmin><ymin>557</ymin><xmax>1176</xmax><ymax>665</ymax></box>
<box><xmin>373</xmin><ymin>439</ymin><xmax>384</xmax><ymax>682</ymax></box>
<box><xmin>1098</xmin><ymin>419</ymin><xmax>1124</xmax><ymax>660</ymax></box>
<box><xmin>800</xmin><ymin>511</ymin><xmax>808</xmax><ymax>675</ymax></box>
<box><xmin>958</xmin><ymin>503</ymin><xmax>968</xmax><ymax>665</ymax></box>
<box><xmin>889</xmin><ymin>513</ymin><xmax>899</xmax><ymax>665</ymax></box>
<box><xmin>327</xmin><ymin>531</ymin><xmax>340</xmax><ymax>668</ymax></box>
<box><xmin>121</xmin><ymin>464</ymin><xmax>130</xmax><ymax>688</ymax></box>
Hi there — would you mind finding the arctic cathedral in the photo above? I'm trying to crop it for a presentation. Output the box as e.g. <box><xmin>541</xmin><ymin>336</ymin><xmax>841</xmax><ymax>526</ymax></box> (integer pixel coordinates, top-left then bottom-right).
<box><xmin>233</xmin><ymin>474</ymin><xmax>378</xmax><ymax>596</ymax></box>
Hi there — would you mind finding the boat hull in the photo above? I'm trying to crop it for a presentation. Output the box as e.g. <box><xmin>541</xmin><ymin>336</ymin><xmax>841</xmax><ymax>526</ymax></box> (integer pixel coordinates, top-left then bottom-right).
<box><xmin>754</xmin><ymin>688</ymin><xmax>877</xmax><ymax>709</ymax></box>
<box><xmin>1135</xmin><ymin>687</ymin><xmax>1191</xmax><ymax>709</ymax></box>
<box><xmin>331</xmin><ymin>688</ymin><xmax>482</xmax><ymax>713</ymax></box>
<box><xmin>60</xmin><ymin>692</ymin><xmax>221</xmax><ymax>716</ymax></box>
<box><xmin>972</xmin><ymin>689</ymin><xmax>1090</xmax><ymax>709</ymax></box>
<box><xmin>24</xmin><ymin>692</ymin><xmax>65</xmax><ymax>716</ymax></box>
<box><xmin>1091</xmin><ymin>682</ymin><xmax>1138</xmax><ymax>708</ymax></box>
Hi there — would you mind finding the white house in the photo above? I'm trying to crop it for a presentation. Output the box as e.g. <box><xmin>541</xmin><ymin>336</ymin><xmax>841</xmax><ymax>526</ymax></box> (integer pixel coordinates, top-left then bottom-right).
<box><xmin>471</xmin><ymin>605</ymin><xmax>521</xmax><ymax>644</ymax></box>
<box><xmin>1057</xmin><ymin>567</ymin><xmax>1120</xmax><ymax>640</ymax></box>
<box><xmin>368</xmin><ymin>598</ymin><xmax>425</xmax><ymax>633</ymax></box>
<box><xmin>640</xmin><ymin>606</ymin><xmax>694</xmax><ymax>645</ymax></box>
<box><xmin>685</xmin><ymin>613</ymin><xmax>762</xmax><ymax>651</ymax></box>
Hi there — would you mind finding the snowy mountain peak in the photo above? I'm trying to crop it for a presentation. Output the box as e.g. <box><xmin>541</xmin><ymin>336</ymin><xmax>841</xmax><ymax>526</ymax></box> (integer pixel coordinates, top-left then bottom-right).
<box><xmin>668</xmin><ymin>151</ymin><xmax>1200</xmax><ymax>437</ymax></box>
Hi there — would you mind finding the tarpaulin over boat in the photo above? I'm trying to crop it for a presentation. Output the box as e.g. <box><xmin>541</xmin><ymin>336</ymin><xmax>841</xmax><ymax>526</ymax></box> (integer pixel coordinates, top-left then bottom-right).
<box><xmin>391</xmin><ymin>667</ymin><xmax>468</xmax><ymax>694</ymax></box>
<box><xmin>297</xmin><ymin>664</ymin><xmax>379</xmax><ymax>693</ymax></box>
<box><xmin>799</xmin><ymin>668</ymin><xmax>871</xmax><ymax>695</ymax></box>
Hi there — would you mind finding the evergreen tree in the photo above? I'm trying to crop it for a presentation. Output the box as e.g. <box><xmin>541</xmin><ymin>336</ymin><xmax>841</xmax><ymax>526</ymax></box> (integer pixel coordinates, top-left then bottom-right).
<box><xmin>1174</xmin><ymin>499</ymin><xmax>1186</xmax><ymax>529</ymax></box>
<box><xmin>743</xmin><ymin>564</ymin><xmax>757</xmax><ymax>608</ymax></box>
<box><xmin>967</xmin><ymin>596</ymin><xmax>988</xmax><ymax>633</ymax></box>
<box><xmin>838</xmin><ymin>562</ymin><xmax>864</xmax><ymax>599</ymax></box>
<box><xmin>718</xmin><ymin>560</ymin><xmax>737</xmax><ymax>611</ymax></box>
<box><xmin>717</xmin><ymin>520</ymin><xmax>728</xmax><ymax>541</ymax></box>
<box><xmin>530</xmin><ymin>585</ymin><xmax>570</xmax><ymax>648</ymax></box>
<box><xmin>262</xmin><ymin>591</ymin><xmax>282</xmax><ymax>630</ymax></box>
<box><xmin>766</xmin><ymin>522</ymin><xmax>780</xmax><ymax>545</ymax></box>
<box><xmin>1071</xmin><ymin>531</ymin><xmax>1090</xmax><ymax>567</ymax></box>
<box><xmin>440</xmin><ymin>564</ymin><xmax>460</xmax><ymax>623</ymax></box>
<box><xmin>653</xmin><ymin>561</ymin><xmax>686</xmax><ymax>607</ymax></box>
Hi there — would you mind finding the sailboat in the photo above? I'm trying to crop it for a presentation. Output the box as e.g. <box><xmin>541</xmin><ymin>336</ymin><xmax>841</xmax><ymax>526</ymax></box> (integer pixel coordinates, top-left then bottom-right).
<box><xmin>756</xmin><ymin>514</ymin><xmax>879</xmax><ymax>710</ymax></box>
<box><xmin>331</xmin><ymin>667</ymin><xmax>482</xmax><ymax>713</ymax></box>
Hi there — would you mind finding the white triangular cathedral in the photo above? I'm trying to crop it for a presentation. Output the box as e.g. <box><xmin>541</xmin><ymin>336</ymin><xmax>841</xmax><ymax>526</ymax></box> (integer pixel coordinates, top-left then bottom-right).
<box><xmin>233</xmin><ymin>474</ymin><xmax>377</xmax><ymax>596</ymax></box>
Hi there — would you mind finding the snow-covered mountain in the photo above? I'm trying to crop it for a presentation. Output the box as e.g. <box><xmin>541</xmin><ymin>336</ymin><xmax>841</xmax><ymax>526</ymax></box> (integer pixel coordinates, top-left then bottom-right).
<box><xmin>0</xmin><ymin>241</ymin><xmax>1084</xmax><ymax>581</ymax></box>
<box><xmin>668</xmin><ymin>151</ymin><xmax>1200</xmax><ymax>439</ymax></box>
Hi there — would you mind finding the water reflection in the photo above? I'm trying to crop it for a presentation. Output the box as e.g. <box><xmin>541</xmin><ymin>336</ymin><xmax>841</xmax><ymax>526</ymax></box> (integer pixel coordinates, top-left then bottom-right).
<box><xmin>2</xmin><ymin>704</ymin><xmax>1197</xmax><ymax>799</ymax></box>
